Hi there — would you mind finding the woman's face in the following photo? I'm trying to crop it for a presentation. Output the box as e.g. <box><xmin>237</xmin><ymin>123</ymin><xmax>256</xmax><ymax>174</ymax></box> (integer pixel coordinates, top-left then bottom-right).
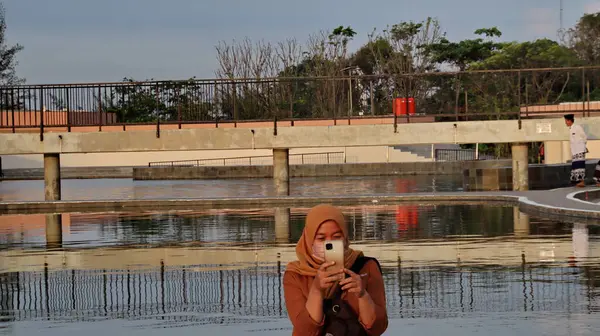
<box><xmin>312</xmin><ymin>220</ymin><xmax>345</xmax><ymax>259</ymax></box>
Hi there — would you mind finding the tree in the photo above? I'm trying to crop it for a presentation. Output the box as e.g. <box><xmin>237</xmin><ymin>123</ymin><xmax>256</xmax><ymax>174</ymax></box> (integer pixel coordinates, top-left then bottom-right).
<box><xmin>563</xmin><ymin>12</ymin><xmax>600</xmax><ymax>65</ymax></box>
<box><xmin>423</xmin><ymin>27</ymin><xmax>505</xmax><ymax>71</ymax></box>
<box><xmin>0</xmin><ymin>3</ymin><xmax>23</xmax><ymax>86</ymax></box>
<box><xmin>0</xmin><ymin>3</ymin><xmax>24</xmax><ymax>111</ymax></box>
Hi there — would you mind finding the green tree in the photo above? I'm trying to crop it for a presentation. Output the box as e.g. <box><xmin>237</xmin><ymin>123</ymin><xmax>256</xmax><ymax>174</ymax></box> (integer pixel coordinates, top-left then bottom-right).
<box><xmin>423</xmin><ymin>27</ymin><xmax>505</xmax><ymax>71</ymax></box>
<box><xmin>0</xmin><ymin>3</ymin><xmax>25</xmax><ymax>111</ymax></box>
<box><xmin>0</xmin><ymin>3</ymin><xmax>23</xmax><ymax>86</ymax></box>
<box><xmin>564</xmin><ymin>12</ymin><xmax>600</xmax><ymax>64</ymax></box>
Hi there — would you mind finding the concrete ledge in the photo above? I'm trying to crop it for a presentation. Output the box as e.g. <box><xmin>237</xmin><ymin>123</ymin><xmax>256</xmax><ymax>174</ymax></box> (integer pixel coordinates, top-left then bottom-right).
<box><xmin>0</xmin><ymin>190</ymin><xmax>598</xmax><ymax>223</ymax></box>
<box><xmin>133</xmin><ymin>160</ymin><xmax>512</xmax><ymax>180</ymax></box>
<box><xmin>1</xmin><ymin>166</ymin><xmax>134</xmax><ymax>180</ymax></box>
<box><xmin>463</xmin><ymin>162</ymin><xmax>598</xmax><ymax>191</ymax></box>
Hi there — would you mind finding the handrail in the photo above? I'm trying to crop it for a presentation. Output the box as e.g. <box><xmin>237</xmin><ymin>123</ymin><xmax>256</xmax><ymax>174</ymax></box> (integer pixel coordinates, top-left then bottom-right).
<box><xmin>4</xmin><ymin>65</ymin><xmax>600</xmax><ymax>87</ymax></box>
<box><xmin>148</xmin><ymin>151</ymin><xmax>346</xmax><ymax>167</ymax></box>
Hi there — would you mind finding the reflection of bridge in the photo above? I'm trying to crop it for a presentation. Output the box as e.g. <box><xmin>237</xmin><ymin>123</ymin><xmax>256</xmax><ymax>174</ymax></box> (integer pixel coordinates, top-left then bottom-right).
<box><xmin>1</xmin><ymin>236</ymin><xmax>598</xmax><ymax>273</ymax></box>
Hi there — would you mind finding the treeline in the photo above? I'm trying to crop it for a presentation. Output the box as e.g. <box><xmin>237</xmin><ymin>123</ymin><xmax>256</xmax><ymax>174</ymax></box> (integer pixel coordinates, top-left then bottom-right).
<box><xmin>96</xmin><ymin>13</ymin><xmax>600</xmax><ymax>124</ymax></box>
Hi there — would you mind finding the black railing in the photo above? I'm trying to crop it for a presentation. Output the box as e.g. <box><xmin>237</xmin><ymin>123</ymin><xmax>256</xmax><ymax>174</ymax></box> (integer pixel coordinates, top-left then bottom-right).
<box><xmin>1</xmin><ymin>66</ymin><xmax>599</xmax><ymax>136</ymax></box>
<box><xmin>147</xmin><ymin>151</ymin><xmax>346</xmax><ymax>167</ymax></box>
<box><xmin>435</xmin><ymin>148</ymin><xmax>500</xmax><ymax>161</ymax></box>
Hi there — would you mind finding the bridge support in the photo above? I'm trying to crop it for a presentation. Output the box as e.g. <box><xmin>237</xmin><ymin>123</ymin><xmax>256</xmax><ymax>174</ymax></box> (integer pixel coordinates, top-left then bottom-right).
<box><xmin>44</xmin><ymin>153</ymin><xmax>61</xmax><ymax>201</ymax></box>
<box><xmin>46</xmin><ymin>214</ymin><xmax>63</xmax><ymax>248</ymax></box>
<box><xmin>274</xmin><ymin>207</ymin><xmax>291</xmax><ymax>243</ymax></box>
<box><xmin>511</xmin><ymin>143</ymin><xmax>529</xmax><ymax>191</ymax></box>
<box><xmin>513</xmin><ymin>207</ymin><xmax>530</xmax><ymax>237</ymax></box>
<box><xmin>273</xmin><ymin>148</ymin><xmax>289</xmax><ymax>196</ymax></box>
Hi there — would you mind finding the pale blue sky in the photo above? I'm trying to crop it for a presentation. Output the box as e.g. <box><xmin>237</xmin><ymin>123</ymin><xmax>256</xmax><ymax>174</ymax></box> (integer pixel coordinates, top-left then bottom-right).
<box><xmin>3</xmin><ymin>0</ymin><xmax>600</xmax><ymax>84</ymax></box>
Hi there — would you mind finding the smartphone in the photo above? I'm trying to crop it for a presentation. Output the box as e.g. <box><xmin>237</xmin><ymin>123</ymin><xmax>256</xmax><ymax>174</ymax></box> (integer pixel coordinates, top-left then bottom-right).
<box><xmin>324</xmin><ymin>240</ymin><xmax>345</xmax><ymax>280</ymax></box>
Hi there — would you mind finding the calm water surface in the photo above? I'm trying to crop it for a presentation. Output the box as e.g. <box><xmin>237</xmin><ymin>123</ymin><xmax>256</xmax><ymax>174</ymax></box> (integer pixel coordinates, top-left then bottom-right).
<box><xmin>1</xmin><ymin>205</ymin><xmax>599</xmax><ymax>335</ymax></box>
<box><xmin>0</xmin><ymin>175</ymin><xmax>462</xmax><ymax>201</ymax></box>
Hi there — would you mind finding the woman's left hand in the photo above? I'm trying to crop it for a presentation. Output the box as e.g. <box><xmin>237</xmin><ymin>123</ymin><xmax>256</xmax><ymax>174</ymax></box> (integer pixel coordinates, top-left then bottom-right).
<box><xmin>340</xmin><ymin>268</ymin><xmax>366</xmax><ymax>297</ymax></box>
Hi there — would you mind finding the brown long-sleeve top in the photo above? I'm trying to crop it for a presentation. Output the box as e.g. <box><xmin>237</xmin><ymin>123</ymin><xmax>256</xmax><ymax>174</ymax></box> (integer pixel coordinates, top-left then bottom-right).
<box><xmin>283</xmin><ymin>259</ymin><xmax>388</xmax><ymax>336</ymax></box>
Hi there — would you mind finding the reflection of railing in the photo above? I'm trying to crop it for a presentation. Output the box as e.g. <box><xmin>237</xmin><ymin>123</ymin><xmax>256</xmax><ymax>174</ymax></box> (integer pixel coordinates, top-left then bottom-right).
<box><xmin>148</xmin><ymin>151</ymin><xmax>345</xmax><ymax>167</ymax></box>
<box><xmin>0</xmin><ymin>262</ymin><xmax>597</xmax><ymax>324</ymax></box>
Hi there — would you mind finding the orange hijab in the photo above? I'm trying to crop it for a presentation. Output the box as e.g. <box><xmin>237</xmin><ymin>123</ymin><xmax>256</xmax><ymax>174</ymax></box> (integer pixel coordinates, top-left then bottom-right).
<box><xmin>286</xmin><ymin>204</ymin><xmax>363</xmax><ymax>296</ymax></box>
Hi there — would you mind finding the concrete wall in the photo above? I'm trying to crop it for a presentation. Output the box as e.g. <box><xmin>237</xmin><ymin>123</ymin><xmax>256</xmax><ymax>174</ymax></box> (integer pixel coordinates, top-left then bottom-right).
<box><xmin>1</xmin><ymin>166</ymin><xmax>133</xmax><ymax>180</ymax></box>
<box><xmin>463</xmin><ymin>162</ymin><xmax>598</xmax><ymax>191</ymax></box>
<box><xmin>0</xmin><ymin>146</ymin><xmax>433</xmax><ymax>170</ymax></box>
<box><xmin>133</xmin><ymin>160</ymin><xmax>512</xmax><ymax>180</ymax></box>
<box><xmin>544</xmin><ymin>140</ymin><xmax>600</xmax><ymax>164</ymax></box>
<box><xmin>2</xmin><ymin>116</ymin><xmax>599</xmax><ymax>155</ymax></box>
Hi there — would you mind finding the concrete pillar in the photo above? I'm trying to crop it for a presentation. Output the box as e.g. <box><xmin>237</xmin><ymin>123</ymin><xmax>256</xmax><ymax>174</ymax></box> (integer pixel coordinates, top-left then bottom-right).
<box><xmin>46</xmin><ymin>214</ymin><xmax>63</xmax><ymax>248</ymax></box>
<box><xmin>511</xmin><ymin>143</ymin><xmax>529</xmax><ymax>191</ymax></box>
<box><xmin>44</xmin><ymin>153</ymin><xmax>61</xmax><ymax>201</ymax></box>
<box><xmin>544</xmin><ymin>141</ymin><xmax>564</xmax><ymax>164</ymax></box>
<box><xmin>273</xmin><ymin>148</ymin><xmax>289</xmax><ymax>196</ymax></box>
<box><xmin>513</xmin><ymin>207</ymin><xmax>530</xmax><ymax>237</ymax></box>
<box><xmin>274</xmin><ymin>207</ymin><xmax>291</xmax><ymax>243</ymax></box>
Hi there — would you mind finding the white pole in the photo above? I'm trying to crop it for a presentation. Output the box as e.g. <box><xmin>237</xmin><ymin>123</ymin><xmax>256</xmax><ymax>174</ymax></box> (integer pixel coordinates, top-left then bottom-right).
<box><xmin>475</xmin><ymin>143</ymin><xmax>479</xmax><ymax>160</ymax></box>
<box><xmin>431</xmin><ymin>144</ymin><xmax>435</xmax><ymax>162</ymax></box>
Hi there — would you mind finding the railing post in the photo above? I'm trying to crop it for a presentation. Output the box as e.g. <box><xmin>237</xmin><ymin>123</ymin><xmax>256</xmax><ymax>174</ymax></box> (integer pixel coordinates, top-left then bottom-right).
<box><xmin>454</xmin><ymin>74</ymin><xmax>459</xmax><ymax>122</ymax></box>
<box><xmin>177</xmin><ymin>87</ymin><xmax>182</xmax><ymax>129</ymax></box>
<box><xmin>581</xmin><ymin>67</ymin><xmax>586</xmax><ymax>118</ymax></box>
<box><xmin>587</xmin><ymin>80</ymin><xmax>591</xmax><ymax>117</ymax></box>
<box><xmin>301</xmin><ymin>154</ymin><xmax>304</xmax><ymax>165</ymax></box>
<box><xmin>40</xmin><ymin>87</ymin><xmax>44</xmax><ymax>141</ymax></box>
<box><xmin>405</xmin><ymin>75</ymin><xmax>411</xmax><ymax>124</ymax></box>
<box><xmin>66</xmin><ymin>87</ymin><xmax>71</xmax><ymax>132</ymax></box>
<box><xmin>232</xmin><ymin>80</ymin><xmax>238</xmax><ymax>128</ymax></box>
<box><xmin>327</xmin><ymin>153</ymin><xmax>330</xmax><ymax>164</ymax></box>
<box><xmin>10</xmin><ymin>88</ymin><xmax>15</xmax><ymax>133</ymax></box>
<box><xmin>370</xmin><ymin>80</ymin><xmax>375</xmax><ymax>116</ymax></box>
<box><xmin>155</xmin><ymin>83</ymin><xmax>160</xmax><ymax>138</ymax></box>
<box><xmin>98</xmin><ymin>85</ymin><xmax>103</xmax><ymax>132</ymax></box>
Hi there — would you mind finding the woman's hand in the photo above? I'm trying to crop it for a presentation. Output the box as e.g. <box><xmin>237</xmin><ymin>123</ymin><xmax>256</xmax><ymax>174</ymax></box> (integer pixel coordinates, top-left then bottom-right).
<box><xmin>311</xmin><ymin>256</ymin><xmax>344</xmax><ymax>293</ymax></box>
<box><xmin>340</xmin><ymin>268</ymin><xmax>366</xmax><ymax>297</ymax></box>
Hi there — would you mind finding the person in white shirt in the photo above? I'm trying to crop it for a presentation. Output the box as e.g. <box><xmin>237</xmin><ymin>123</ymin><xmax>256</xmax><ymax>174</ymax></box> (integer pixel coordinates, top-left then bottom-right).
<box><xmin>564</xmin><ymin>114</ymin><xmax>587</xmax><ymax>188</ymax></box>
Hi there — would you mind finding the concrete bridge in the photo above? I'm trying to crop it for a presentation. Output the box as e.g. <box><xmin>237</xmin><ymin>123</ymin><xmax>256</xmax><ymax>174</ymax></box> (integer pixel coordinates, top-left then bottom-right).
<box><xmin>1</xmin><ymin>115</ymin><xmax>599</xmax><ymax>200</ymax></box>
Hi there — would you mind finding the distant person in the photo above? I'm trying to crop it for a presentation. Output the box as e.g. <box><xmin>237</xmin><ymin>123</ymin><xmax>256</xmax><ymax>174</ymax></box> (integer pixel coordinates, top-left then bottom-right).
<box><xmin>283</xmin><ymin>204</ymin><xmax>388</xmax><ymax>336</ymax></box>
<box><xmin>564</xmin><ymin>114</ymin><xmax>587</xmax><ymax>188</ymax></box>
<box><xmin>538</xmin><ymin>143</ymin><xmax>545</xmax><ymax>164</ymax></box>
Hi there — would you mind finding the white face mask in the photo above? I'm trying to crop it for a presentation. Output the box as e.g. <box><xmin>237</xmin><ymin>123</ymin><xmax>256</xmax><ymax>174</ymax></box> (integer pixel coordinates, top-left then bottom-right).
<box><xmin>312</xmin><ymin>241</ymin><xmax>325</xmax><ymax>260</ymax></box>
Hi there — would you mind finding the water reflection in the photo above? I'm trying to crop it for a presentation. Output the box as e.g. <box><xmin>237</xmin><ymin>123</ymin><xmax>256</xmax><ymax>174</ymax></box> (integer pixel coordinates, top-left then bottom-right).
<box><xmin>1</xmin><ymin>206</ymin><xmax>600</xmax><ymax>335</ymax></box>
<box><xmin>0</xmin><ymin>205</ymin><xmax>556</xmax><ymax>248</ymax></box>
<box><xmin>1</xmin><ymin>242</ymin><xmax>600</xmax><ymax>334</ymax></box>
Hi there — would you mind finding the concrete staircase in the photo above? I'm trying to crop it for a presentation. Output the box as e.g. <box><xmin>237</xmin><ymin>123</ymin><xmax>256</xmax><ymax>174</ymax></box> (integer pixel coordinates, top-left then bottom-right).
<box><xmin>393</xmin><ymin>144</ymin><xmax>462</xmax><ymax>160</ymax></box>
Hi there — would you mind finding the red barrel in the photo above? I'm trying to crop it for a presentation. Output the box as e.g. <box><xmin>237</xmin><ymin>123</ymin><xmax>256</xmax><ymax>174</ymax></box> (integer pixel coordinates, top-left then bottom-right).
<box><xmin>393</xmin><ymin>97</ymin><xmax>415</xmax><ymax>116</ymax></box>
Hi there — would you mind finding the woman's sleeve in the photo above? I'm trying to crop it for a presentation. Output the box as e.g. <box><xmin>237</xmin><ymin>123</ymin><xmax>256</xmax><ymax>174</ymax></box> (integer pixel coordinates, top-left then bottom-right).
<box><xmin>283</xmin><ymin>271</ymin><xmax>324</xmax><ymax>336</ymax></box>
<box><xmin>360</xmin><ymin>260</ymin><xmax>389</xmax><ymax>335</ymax></box>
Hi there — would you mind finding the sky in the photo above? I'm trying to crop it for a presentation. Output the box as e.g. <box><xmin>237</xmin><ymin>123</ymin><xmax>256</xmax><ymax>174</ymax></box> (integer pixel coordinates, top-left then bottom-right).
<box><xmin>3</xmin><ymin>0</ymin><xmax>600</xmax><ymax>85</ymax></box>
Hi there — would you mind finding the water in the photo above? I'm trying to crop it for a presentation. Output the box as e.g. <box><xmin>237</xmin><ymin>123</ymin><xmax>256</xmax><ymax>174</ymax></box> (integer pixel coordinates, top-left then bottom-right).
<box><xmin>0</xmin><ymin>175</ymin><xmax>462</xmax><ymax>201</ymax></box>
<box><xmin>1</xmin><ymin>205</ymin><xmax>600</xmax><ymax>335</ymax></box>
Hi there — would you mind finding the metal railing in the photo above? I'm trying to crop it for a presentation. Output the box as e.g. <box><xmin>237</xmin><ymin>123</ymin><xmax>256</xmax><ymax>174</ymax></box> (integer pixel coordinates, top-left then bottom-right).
<box><xmin>1</xmin><ymin>66</ymin><xmax>599</xmax><ymax>139</ymax></box>
<box><xmin>435</xmin><ymin>148</ymin><xmax>501</xmax><ymax>161</ymax></box>
<box><xmin>0</xmin><ymin>262</ymin><xmax>597</xmax><ymax>323</ymax></box>
<box><xmin>148</xmin><ymin>151</ymin><xmax>346</xmax><ymax>167</ymax></box>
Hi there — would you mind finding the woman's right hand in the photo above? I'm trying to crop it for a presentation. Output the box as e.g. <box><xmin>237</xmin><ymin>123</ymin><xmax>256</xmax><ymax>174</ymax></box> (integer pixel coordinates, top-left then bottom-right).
<box><xmin>311</xmin><ymin>256</ymin><xmax>344</xmax><ymax>292</ymax></box>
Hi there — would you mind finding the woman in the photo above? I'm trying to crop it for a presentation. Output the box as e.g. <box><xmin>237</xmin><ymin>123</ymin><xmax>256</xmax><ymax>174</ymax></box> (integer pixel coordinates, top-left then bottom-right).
<box><xmin>283</xmin><ymin>204</ymin><xmax>388</xmax><ymax>336</ymax></box>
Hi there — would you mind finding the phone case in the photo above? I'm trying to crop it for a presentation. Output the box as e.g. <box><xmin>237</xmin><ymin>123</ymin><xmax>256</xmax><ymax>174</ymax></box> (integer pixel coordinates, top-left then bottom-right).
<box><xmin>324</xmin><ymin>240</ymin><xmax>345</xmax><ymax>277</ymax></box>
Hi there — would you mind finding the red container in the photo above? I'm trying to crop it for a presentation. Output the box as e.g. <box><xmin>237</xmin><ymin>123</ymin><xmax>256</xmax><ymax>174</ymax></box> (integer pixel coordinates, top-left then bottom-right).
<box><xmin>393</xmin><ymin>97</ymin><xmax>415</xmax><ymax>116</ymax></box>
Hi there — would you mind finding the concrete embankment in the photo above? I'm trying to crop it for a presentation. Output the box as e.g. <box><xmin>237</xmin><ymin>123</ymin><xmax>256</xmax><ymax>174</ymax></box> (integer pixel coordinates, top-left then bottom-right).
<box><xmin>132</xmin><ymin>160</ymin><xmax>512</xmax><ymax>180</ymax></box>
<box><xmin>0</xmin><ymin>166</ymin><xmax>134</xmax><ymax>180</ymax></box>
